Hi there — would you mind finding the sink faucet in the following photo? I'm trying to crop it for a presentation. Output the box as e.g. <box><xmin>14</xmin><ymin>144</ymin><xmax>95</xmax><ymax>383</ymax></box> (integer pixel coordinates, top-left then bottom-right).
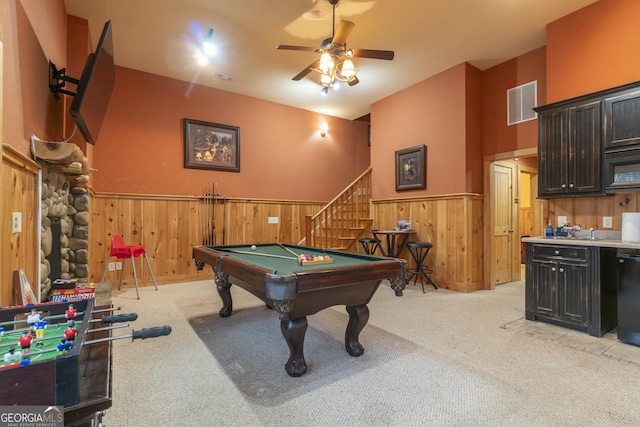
<box><xmin>562</xmin><ymin>222</ymin><xmax>582</xmax><ymax>238</ymax></box>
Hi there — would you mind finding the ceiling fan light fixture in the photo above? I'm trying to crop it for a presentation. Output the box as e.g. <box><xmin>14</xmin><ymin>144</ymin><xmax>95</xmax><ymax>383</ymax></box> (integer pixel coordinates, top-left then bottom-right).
<box><xmin>320</xmin><ymin>73</ymin><xmax>333</xmax><ymax>87</ymax></box>
<box><xmin>340</xmin><ymin>59</ymin><xmax>356</xmax><ymax>78</ymax></box>
<box><xmin>320</xmin><ymin>53</ymin><xmax>334</xmax><ymax>74</ymax></box>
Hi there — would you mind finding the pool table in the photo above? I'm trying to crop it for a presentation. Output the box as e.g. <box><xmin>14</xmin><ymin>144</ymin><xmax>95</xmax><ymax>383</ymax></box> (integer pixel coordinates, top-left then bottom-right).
<box><xmin>193</xmin><ymin>243</ymin><xmax>406</xmax><ymax>376</ymax></box>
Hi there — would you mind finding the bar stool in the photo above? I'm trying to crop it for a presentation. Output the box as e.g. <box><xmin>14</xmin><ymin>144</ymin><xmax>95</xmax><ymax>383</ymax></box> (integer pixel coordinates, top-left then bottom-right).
<box><xmin>406</xmin><ymin>241</ymin><xmax>437</xmax><ymax>293</ymax></box>
<box><xmin>359</xmin><ymin>237</ymin><xmax>380</xmax><ymax>255</ymax></box>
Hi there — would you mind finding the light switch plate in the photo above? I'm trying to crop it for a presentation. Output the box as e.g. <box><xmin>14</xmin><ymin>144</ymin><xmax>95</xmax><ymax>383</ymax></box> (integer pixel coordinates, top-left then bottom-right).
<box><xmin>268</xmin><ymin>217</ymin><xmax>279</xmax><ymax>224</ymax></box>
<box><xmin>603</xmin><ymin>216</ymin><xmax>613</xmax><ymax>228</ymax></box>
<box><xmin>11</xmin><ymin>212</ymin><xmax>22</xmax><ymax>233</ymax></box>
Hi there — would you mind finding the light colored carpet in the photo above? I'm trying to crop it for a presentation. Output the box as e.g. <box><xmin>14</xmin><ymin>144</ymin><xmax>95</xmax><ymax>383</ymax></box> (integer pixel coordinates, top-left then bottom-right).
<box><xmin>107</xmin><ymin>279</ymin><xmax>640</xmax><ymax>427</ymax></box>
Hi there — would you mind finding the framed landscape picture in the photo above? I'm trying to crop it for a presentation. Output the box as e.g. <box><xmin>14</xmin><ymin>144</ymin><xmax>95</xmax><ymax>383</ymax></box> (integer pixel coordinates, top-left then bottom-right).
<box><xmin>184</xmin><ymin>118</ymin><xmax>240</xmax><ymax>172</ymax></box>
<box><xmin>395</xmin><ymin>144</ymin><xmax>426</xmax><ymax>191</ymax></box>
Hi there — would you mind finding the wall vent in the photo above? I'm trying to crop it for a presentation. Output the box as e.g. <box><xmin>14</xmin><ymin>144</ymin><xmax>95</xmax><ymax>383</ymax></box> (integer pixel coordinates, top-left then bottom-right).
<box><xmin>507</xmin><ymin>81</ymin><xmax>537</xmax><ymax>125</ymax></box>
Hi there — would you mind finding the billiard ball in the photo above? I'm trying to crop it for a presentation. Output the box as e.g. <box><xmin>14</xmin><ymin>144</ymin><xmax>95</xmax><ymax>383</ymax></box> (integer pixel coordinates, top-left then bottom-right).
<box><xmin>251</xmin><ymin>245</ymin><xmax>257</xmax><ymax>250</ymax></box>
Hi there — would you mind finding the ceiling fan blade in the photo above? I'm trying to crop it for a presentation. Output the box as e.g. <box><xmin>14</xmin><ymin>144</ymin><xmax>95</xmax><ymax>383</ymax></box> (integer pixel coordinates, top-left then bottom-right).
<box><xmin>276</xmin><ymin>45</ymin><xmax>317</xmax><ymax>52</ymax></box>
<box><xmin>292</xmin><ymin>60</ymin><xmax>321</xmax><ymax>81</ymax></box>
<box><xmin>347</xmin><ymin>76</ymin><xmax>360</xmax><ymax>86</ymax></box>
<box><xmin>332</xmin><ymin>20</ymin><xmax>355</xmax><ymax>46</ymax></box>
<box><xmin>351</xmin><ymin>48</ymin><xmax>395</xmax><ymax>60</ymax></box>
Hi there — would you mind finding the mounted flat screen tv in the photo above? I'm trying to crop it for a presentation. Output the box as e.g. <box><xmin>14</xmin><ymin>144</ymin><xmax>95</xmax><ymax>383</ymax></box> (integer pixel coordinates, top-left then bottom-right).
<box><xmin>70</xmin><ymin>20</ymin><xmax>115</xmax><ymax>144</ymax></box>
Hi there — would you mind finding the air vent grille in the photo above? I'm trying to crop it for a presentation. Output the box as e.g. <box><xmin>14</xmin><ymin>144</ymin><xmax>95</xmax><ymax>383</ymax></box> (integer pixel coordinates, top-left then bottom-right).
<box><xmin>507</xmin><ymin>81</ymin><xmax>537</xmax><ymax>125</ymax></box>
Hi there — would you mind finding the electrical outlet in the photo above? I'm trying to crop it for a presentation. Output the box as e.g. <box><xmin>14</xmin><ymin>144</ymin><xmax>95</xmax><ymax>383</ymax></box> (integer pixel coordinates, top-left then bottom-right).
<box><xmin>115</xmin><ymin>262</ymin><xmax>123</xmax><ymax>270</ymax></box>
<box><xmin>558</xmin><ymin>216</ymin><xmax>568</xmax><ymax>227</ymax></box>
<box><xmin>11</xmin><ymin>212</ymin><xmax>22</xmax><ymax>233</ymax></box>
<box><xmin>603</xmin><ymin>216</ymin><xmax>613</xmax><ymax>229</ymax></box>
<box><xmin>108</xmin><ymin>262</ymin><xmax>116</xmax><ymax>271</ymax></box>
<box><xmin>268</xmin><ymin>217</ymin><xmax>279</xmax><ymax>224</ymax></box>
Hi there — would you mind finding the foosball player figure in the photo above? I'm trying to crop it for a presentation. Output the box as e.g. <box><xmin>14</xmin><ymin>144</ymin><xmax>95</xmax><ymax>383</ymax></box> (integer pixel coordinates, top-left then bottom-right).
<box><xmin>34</xmin><ymin>317</ymin><xmax>47</xmax><ymax>340</ymax></box>
<box><xmin>64</xmin><ymin>322</ymin><xmax>78</xmax><ymax>342</ymax></box>
<box><xmin>18</xmin><ymin>330</ymin><xmax>33</xmax><ymax>354</ymax></box>
<box><xmin>65</xmin><ymin>304</ymin><xmax>77</xmax><ymax>321</ymax></box>
<box><xmin>3</xmin><ymin>346</ymin><xmax>21</xmax><ymax>363</ymax></box>
<box><xmin>27</xmin><ymin>308</ymin><xmax>41</xmax><ymax>325</ymax></box>
<box><xmin>0</xmin><ymin>326</ymin><xmax>4</xmax><ymax>342</ymax></box>
<box><xmin>57</xmin><ymin>338</ymin><xmax>72</xmax><ymax>354</ymax></box>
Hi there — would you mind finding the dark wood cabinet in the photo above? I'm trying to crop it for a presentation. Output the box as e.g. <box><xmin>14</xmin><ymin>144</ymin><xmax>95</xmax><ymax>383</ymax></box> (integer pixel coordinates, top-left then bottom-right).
<box><xmin>602</xmin><ymin>87</ymin><xmax>640</xmax><ymax>191</ymax></box>
<box><xmin>536</xmin><ymin>80</ymin><xmax>640</xmax><ymax>197</ymax></box>
<box><xmin>525</xmin><ymin>243</ymin><xmax>617</xmax><ymax>337</ymax></box>
<box><xmin>537</xmin><ymin>101</ymin><xmax>601</xmax><ymax>197</ymax></box>
<box><xmin>603</xmin><ymin>88</ymin><xmax>640</xmax><ymax>150</ymax></box>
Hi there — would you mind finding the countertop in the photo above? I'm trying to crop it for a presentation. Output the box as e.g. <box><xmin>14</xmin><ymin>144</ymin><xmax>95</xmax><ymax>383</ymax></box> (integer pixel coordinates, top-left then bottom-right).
<box><xmin>522</xmin><ymin>230</ymin><xmax>640</xmax><ymax>250</ymax></box>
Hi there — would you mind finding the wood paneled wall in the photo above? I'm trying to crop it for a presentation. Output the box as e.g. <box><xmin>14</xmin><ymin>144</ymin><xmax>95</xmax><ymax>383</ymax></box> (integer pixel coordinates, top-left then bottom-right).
<box><xmin>90</xmin><ymin>193</ymin><xmax>323</xmax><ymax>288</ymax></box>
<box><xmin>1</xmin><ymin>145</ymin><xmax>40</xmax><ymax>306</ymax></box>
<box><xmin>547</xmin><ymin>193</ymin><xmax>640</xmax><ymax>231</ymax></box>
<box><xmin>372</xmin><ymin>194</ymin><xmax>484</xmax><ymax>293</ymax></box>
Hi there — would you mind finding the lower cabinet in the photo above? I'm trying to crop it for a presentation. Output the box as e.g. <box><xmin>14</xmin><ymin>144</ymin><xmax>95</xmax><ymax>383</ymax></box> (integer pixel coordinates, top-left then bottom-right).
<box><xmin>525</xmin><ymin>243</ymin><xmax>618</xmax><ymax>337</ymax></box>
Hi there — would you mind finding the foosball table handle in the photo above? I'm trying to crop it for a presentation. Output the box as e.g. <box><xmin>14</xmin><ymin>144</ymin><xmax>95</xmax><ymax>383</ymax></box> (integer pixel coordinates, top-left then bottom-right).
<box><xmin>132</xmin><ymin>326</ymin><xmax>172</xmax><ymax>341</ymax></box>
<box><xmin>101</xmin><ymin>313</ymin><xmax>138</xmax><ymax>323</ymax></box>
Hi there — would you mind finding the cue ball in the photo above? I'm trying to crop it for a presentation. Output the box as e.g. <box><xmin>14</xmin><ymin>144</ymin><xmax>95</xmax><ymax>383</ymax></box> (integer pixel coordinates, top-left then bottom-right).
<box><xmin>251</xmin><ymin>245</ymin><xmax>257</xmax><ymax>250</ymax></box>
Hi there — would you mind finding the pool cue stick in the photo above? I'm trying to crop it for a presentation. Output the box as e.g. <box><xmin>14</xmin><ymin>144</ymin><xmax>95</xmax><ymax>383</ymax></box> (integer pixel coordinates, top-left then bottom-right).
<box><xmin>82</xmin><ymin>325</ymin><xmax>172</xmax><ymax>346</ymax></box>
<box><xmin>217</xmin><ymin>248</ymin><xmax>296</xmax><ymax>260</ymax></box>
<box><xmin>278</xmin><ymin>244</ymin><xmax>300</xmax><ymax>258</ymax></box>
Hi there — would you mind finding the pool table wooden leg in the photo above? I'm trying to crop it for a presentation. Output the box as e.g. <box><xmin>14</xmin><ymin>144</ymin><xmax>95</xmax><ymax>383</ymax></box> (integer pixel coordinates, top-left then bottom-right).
<box><xmin>280</xmin><ymin>317</ymin><xmax>308</xmax><ymax>377</ymax></box>
<box><xmin>345</xmin><ymin>304</ymin><xmax>369</xmax><ymax>357</ymax></box>
<box><xmin>214</xmin><ymin>270</ymin><xmax>233</xmax><ymax>318</ymax></box>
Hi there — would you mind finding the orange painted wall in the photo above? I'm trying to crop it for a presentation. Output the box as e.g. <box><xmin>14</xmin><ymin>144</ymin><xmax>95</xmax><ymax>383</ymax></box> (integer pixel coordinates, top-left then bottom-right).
<box><xmin>547</xmin><ymin>0</ymin><xmax>640</xmax><ymax>103</ymax></box>
<box><xmin>1</xmin><ymin>0</ymin><xmax>67</xmax><ymax>151</ymax></box>
<box><xmin>370</xmin><ymin>63</ymin><xmax>481</xmax><ymax>199</ymax></box>
<box><xmin>482</xmin><ymin>47</ymin><xmax>546</xmax><ymax>156</ymax></box>
<box><xmin>465</xmin><ymin>63</ymin><xmax>483</xmax><ymax>194</ymax></box>
<box><xmin>370</xmin><ymin>63</ymin><xmax>466</xmax><ymax>198</ymax></box>
<box><xmin>90</xmin><ymin>66</ymin><xmax>370</xmax><ymax>200</ymax></box>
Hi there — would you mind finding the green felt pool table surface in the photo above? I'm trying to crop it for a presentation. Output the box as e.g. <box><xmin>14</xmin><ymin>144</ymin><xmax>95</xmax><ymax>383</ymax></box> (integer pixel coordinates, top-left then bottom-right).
<box><xmin>207</xmin><ymin>243</ymin><xmax>392</xmax><ymax>274</ymax></box>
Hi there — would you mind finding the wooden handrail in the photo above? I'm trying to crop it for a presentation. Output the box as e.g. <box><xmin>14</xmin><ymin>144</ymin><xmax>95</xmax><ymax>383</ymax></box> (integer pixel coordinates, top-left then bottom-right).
<box><xmin>303</xmin><ymin>167</ymin><xmax>372</xmax><ymax>251</ymax></box>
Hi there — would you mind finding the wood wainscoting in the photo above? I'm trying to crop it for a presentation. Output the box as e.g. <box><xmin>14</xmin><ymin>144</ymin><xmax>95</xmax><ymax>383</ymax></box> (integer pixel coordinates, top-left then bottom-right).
<box><xmin>90</xmin><ymin>193</ymin><xmax>324</xmax><ymax>287</ymax></box>
<box><xmin>1</xmin><ymin>145</ymin><xmax>40</xmax><ymax>306</ymax></box>
<box><xmin>372</xmin><ymin>193</ymin><xmax>484</xmax><ymax>293</ymax></box>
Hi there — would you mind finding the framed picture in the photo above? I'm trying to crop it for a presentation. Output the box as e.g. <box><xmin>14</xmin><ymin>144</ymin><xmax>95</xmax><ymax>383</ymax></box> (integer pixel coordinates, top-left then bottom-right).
<box><xmin>184</xmin><ymin>118</ymin><xmax>240</xmax><ymax>172</ymax></box>
<box><xmin>395</xmin><ymin>144</ymin><xmax>426</xmax><ymax>191</ymax></box>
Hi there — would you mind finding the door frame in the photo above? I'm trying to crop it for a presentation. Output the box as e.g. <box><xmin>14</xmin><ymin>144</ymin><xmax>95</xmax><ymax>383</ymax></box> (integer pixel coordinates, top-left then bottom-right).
<box><xmin>483</xmin><ymin>147</ymin><xmax>537</xmax><ymax>290</ymax></box>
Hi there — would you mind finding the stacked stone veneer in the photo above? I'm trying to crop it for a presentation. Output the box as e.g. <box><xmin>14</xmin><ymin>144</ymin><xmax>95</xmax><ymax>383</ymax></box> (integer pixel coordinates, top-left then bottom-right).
<box><xmin>39</xmin><ymin>167</ymin><xmax>89</xmax><ymax>297</ymax></box>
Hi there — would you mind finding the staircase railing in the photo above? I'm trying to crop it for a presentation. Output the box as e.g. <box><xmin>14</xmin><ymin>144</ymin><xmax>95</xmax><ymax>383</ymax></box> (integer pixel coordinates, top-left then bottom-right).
<box><xmin>303</xmin><ymin>167</ymin><xmax>372</xmax><ymax>251</ymax></box>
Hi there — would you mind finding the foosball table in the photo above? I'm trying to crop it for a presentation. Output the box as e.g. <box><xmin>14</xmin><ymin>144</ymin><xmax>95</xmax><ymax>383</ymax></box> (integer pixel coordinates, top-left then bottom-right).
<box><xmin>0</xmin><ymin>298</ymin><xmax>170</xmax><ymax>426</ymax></box>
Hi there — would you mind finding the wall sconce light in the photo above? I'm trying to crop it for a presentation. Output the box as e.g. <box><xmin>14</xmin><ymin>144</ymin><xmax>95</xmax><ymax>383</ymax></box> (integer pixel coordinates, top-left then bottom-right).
<box><xmin>320</xmin><ymin>122</ymin><xmax>329</xmax><ymax>138</ymax></box>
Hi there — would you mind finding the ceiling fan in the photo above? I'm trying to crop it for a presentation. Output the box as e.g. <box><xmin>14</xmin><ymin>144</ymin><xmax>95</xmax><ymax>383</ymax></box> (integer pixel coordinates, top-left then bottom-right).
<box><xmin>276</xmin><ymin>0</ymin><xmax>394</xmax><ymax>93</ymax></box>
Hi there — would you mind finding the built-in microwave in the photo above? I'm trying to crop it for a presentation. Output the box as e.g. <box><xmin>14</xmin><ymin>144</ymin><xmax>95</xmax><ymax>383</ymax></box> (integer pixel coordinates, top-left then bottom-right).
<box><xmin>604</xmin><ymin>147</ymin><xmax>640</xmax><ymax>192</ymax></box>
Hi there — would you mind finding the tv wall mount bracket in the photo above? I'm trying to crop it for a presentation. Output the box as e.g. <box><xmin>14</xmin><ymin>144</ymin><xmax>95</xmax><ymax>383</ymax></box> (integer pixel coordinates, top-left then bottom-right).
<box><xmin>49</xmin><ymin>61</ymin><xmax>78</xmax><ymax>99</ymax></box>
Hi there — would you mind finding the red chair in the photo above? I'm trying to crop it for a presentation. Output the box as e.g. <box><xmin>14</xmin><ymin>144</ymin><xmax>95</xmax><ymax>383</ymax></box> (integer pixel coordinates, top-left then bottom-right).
<box><xmin>101</xmin><ymin>234</ymin><xmax>158</xmax><ymax>299</ymax></box>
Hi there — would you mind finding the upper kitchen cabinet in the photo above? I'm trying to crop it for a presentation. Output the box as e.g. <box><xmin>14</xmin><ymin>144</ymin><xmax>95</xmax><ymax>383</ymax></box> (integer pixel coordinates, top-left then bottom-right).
<box><xmin>603</xmin><ymin>87</ymin><xmax>640</xmax><ymax>150</ymax></box>
<box><xmin>537</xmin><ymin>80</ymin><xmax>640</xmax><ymax>198</ymax></box>
<box><xmin>537</xmin><ymin>100</ymin><xmax>602</xmax><ymax>198</ymax></box>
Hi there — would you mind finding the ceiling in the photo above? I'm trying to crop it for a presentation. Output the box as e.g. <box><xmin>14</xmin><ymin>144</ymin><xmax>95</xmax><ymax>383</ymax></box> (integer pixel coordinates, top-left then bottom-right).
<box><xmin>63</xmin><ymin>0</ymin><xmax>599</xmax><ymax>121</ymax></box>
